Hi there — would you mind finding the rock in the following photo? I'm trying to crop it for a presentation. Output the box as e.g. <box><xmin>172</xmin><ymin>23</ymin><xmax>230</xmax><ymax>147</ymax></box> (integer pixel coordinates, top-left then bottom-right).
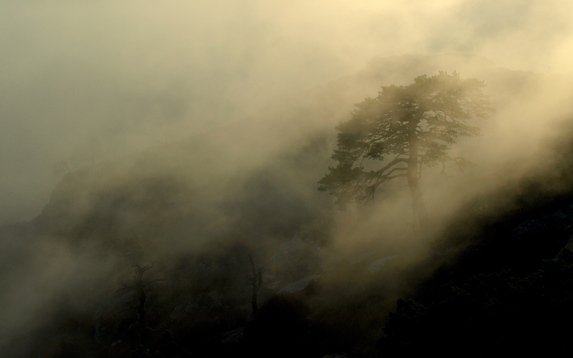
<box><xmin>170</xmin><ymin>303</ymin><xmax>196</xmax><ymax>321</ymax></box>
<box><xmin>278</xmin><ymin>275</ymin><xmax>320</xmax><ymax>294</ymax></box>
<box><xmin>221</xmin><ymin>327</ymin><xmax>245</xmax><ymax>345</ymax></box>
<box><xmin>170</xmin><ymin>305</ymin><xmax>184</xmax><ymax>321</ymax></box>
<box><xmin>263</xmin><ymin>272</ymin><xmax>282</xmax><ymax>290</ymax></box>
<box><xmin>368</xmin><ymin>255</ymin><xmax>399</xmax><ymax>274</ymax></box>
<box><xmin>271</xmin><ymin>237</ymin><xmax>324</xmax><ymax>279</ymax></box>
<box><xmin>277</xmin><ymin>237</ymin><xmax>306</xmax><ymax>255</ymax></box>
<box><xmin>557</xmin><ymin>234</ymin><xmax>573</xmax><ymax>263</ymax></box>
<box><xmin>556</xmin><ymin>246</ymin><xmax>573</xmax><ymax>263</ymax></box>
<box><xmin>511</xmin><ymin>220</ymin><xmax>547</xmax><ymax>241</ymax></box>
<box><xmin>566</xmin><ymin>203</ymin><xmax>573</xmax><ymax>218</ymax></box>
<box><xmin>546</xmin><ymin>210</ymin><xmax>571</xmax><ymax>232</ymax></box>
<box><xmin>349</xmin><ymin>252</ymin><xmax>374</xmax><ymax>266</ymax></box>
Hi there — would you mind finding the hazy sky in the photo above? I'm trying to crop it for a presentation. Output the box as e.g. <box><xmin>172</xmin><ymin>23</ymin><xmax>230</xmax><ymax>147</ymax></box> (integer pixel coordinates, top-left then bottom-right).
<box><xmin>2</xmin><ymin>0</ymin><xmax>573</xmax><ymax>224</ymax></box>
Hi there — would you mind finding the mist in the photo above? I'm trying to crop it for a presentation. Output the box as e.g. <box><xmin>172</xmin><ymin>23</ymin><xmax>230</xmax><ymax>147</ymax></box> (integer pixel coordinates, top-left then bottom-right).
<box><xmin>3</xmin><ymin>1</ymin><xmax>573</xmax><ymax>357</ymax></box>
<box><xmin>2</xmin><ymin>0</ymin><xmax>573</xmax><ymax>223</ymax></box>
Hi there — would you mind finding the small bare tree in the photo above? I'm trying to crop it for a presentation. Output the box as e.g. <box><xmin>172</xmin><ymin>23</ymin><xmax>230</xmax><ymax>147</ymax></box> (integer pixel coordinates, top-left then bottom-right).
<box><xmin>248</xmin><ymin>255</ymin><xmax>264</xmax><ymax>319</ymax></box>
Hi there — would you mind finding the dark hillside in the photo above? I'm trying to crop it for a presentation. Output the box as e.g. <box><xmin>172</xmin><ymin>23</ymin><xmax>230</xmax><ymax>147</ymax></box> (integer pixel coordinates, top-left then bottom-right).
<box><xmin>2</xmin><ymin>55</ymin><xmax>573</xmax><ymax>357</ymax></box>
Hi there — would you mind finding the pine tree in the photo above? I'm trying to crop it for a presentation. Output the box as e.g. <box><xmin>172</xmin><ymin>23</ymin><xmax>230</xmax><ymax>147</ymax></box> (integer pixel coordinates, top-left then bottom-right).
<box><xmin>318</xmin><ymin>72</ymin><xmax>491</xmax><ymax>228</ymax></box>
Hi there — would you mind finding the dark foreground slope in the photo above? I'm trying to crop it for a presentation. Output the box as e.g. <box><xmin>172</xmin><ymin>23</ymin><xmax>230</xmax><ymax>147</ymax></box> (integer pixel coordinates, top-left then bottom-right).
<box><xmin>377</xmin><ymin>115</ymin><xmax>573</xmax><ymax>357</ymax></box>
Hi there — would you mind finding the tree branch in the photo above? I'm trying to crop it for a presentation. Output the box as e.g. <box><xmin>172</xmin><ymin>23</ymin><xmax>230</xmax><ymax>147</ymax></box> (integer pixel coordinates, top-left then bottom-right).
<box><xmin>372</xmin><ymin>155</ymin><xmax>408</xmax><ymax>176</ymax></box>
<box><xmin>440</xmin><ymin>160</ymin><xmax>453</xmax><ymax>180</ymax></box>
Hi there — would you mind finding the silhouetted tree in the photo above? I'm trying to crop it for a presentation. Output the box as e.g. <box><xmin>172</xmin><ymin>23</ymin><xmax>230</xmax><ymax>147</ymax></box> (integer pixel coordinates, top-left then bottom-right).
<box><xmin>248</xmin><ymin>254</ymin><xmax>264</xmax><ymax>319</ymax></box>
<box><xmin>132</xmin><ymin>263</ymin><xmax>154</xmax><ymax>343</ymax></box>
<box><xmin>319</xmin><ymin>72</ymin><xmax>491</xmax><ymax>228</ymax></box>
<box><xmin>52</xmin><ymin>138</ymin><xmax>102</xmax><ymax>176</ymax></box>
<box><xmin>68</xmin><ymin>138</ymin><xmax>101</xmax><ymax>167</ymax></box>
<box><xmin>51</xmin><ymin>159</ymin><xmax>70</xmax><ymax>176</ymax></box>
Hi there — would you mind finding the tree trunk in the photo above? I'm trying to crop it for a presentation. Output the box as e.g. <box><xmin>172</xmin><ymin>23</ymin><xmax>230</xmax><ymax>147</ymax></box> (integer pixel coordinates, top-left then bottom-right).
<box><xmin>407</xmin><ymin>128</ymin><xmax>429</xmax><ymax>229</ymax></box>
<box><xmin>407</xmin><ymin>172</ymin><xmax>429</xmax><ymax>229</ymax></box>
<box><xmin>248</xmin><ymin>255</ymin><xmax>263</xmax><ymax>319</ymax></box>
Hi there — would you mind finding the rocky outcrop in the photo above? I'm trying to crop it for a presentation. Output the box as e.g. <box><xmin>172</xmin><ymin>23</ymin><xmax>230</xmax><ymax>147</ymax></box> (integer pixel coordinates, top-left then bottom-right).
<box><xmin>278</xmin><ymin>275</ymin><xmax>321</xmax><ymax>294</ymax></box>
<box><xmin>271</xmin><ymin>237</ymin><xmax>326</xmax><ymax>282</ymax></box>
<box><xmin>369</xmin><ymin>255</ymin><xmax>399</xmax><ymax>274</ymax></box>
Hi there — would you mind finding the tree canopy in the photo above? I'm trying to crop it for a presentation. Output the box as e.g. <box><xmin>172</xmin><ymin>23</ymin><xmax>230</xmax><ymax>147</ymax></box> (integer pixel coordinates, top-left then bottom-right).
<box><xmin>318</xmin><ymin>72</ymin><xmax>491</xmax><ymax>227</ymax></box>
